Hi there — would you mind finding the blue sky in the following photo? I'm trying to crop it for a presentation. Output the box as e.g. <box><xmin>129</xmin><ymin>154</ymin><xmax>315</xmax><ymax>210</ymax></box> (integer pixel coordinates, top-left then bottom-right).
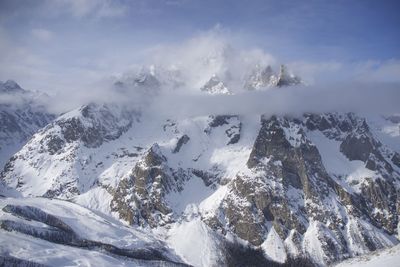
<box><xmin>0</xmin><ymin>0</ymin><xmax>399</xmax><ymax>92</ymax></box>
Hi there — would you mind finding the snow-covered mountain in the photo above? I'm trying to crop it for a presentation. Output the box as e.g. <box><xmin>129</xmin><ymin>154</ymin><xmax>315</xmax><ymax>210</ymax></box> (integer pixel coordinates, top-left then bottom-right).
<box><xmin>200</xmin><ymin>74</ymin><xmax>231</xmax><ymax>95</ymax></box>
<box><xmin>1</xmin><ymin>75</ymin><xmax>399</xmax><ymax>267</ymax></box>
<box><xmin>0</xmin><ymin>80</ymin><xmax>55</xmax><ymax>169</ymax></box>
<box><xmin>244</xmin><ymin>64</ymin><xmax>302</xmax><ymax>90</ymax></box>
<box><xmin>113</xmin><ymin>63</ymin><xmax>302</xmax><ymax>96</ymax></box>
<box><xmin>0</xmin><ymin>197</ymin><xmax>187</xmax><ymax>266</ymax></box>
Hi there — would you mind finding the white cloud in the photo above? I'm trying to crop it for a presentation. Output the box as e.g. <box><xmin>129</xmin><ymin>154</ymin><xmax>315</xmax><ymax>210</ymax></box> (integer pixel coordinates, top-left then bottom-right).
<box><xmin>49</xmin><ymin>0</ymin><xmax>127</xmax><ymax>18</ymax></box>
<box><xmin>145</xmin><ymin>82</ymin><xmax>400</xmax><ymax>120</ymax></box>
<box><xmin>143</xmin><ymin>27</ymin><xmax>276</xmax><ymax>91</ymax></box>
<box><xmin>354</xmin><ymin>59</ymin><xmax>400</xmax><ymax>83</ymax></box>
<box><xmin>31</xmin><ymin>28</ymin><xmax>53</xmax><ymax>41</ymax></box>
<box><xmin>287</xmin><ymin>61</ymin><xmax>343</xmax><ymax>84</ymax></box>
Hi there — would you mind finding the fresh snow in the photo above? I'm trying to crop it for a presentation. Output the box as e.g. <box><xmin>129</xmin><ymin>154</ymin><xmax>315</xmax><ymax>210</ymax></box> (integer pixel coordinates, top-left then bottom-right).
<box><xmin>0</xmin><ymin>197</ymin><xmax>183</xmax><ymax>266</ymax></box>
<box><xmin>199</xmin><ymin>185</ymin><xmax>229</xmax><ymax>216</ymax></box>
<box><xmin>302</xmin><ymin>220</ymin><xmax>330</xmax><ymax>266</ymax></box>
<box><xmin>0</xmin><ymin>231</ymin><xmax>149</xmax><ymax>267</ymax></box>
<box><xmin>2</xmin><ymin>100</ymin><xmax>400</xmax><ymax>267</ymax></box>
<box><xmin>366</xmin><ymin>114</ymin><xmax>400</xmax><ymax>152</ymax></box>
<box><xmin>261</xmin><ymin>226</ymin><xmax>287</xmax><ymax>263</ymax></box>
<box><xmin>335</xmin><ymin>244</ymin><xmax>400</xmax><ymax>267</ymax></box>
<box><xmin>308</xmin><ymin>130</ymin><xmax>377</xmax><ymax>193</ymax></box>
<box><xmin>72</xmin><ymin>186</ymin><xmax>114</xmax><ymax>215</ymax></box>
<box><xmin>167</xmin><ymin>217</ymin><xmax>223</xmax><ymax>267</ymax></box>
<box><xmin>166</xmin><ymin>176</ymin><xmax>214</xmax><ymax>214</ymax></box>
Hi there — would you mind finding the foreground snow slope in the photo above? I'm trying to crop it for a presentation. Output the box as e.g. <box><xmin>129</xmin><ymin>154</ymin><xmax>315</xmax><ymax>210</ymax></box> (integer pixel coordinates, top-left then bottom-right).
<box><xmin>0</xmin><ymin>196</ymin><xmax>187</xmax><ymax>266</ymax></box>
<box><xmin>335</xmin><ymin>244</ymin><xmax>400</xmax><ymax>267</ymax></box>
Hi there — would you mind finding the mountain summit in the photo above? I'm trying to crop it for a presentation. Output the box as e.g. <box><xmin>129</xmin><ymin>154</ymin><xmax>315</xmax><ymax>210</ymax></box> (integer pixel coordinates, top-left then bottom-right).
<box><xmin>0</xmin><ymin>80</ymin><xmax>25</xmax><ymax>94</ymax></box>
<box><xmin>113</xmin><ymin>63</ymin><xmax>302</xmax><ymax>96</ymax></box>
<box><xmin>276</xmin><ymin>65</ymin><xmax>302</xmax><ymax>87</ymax></box>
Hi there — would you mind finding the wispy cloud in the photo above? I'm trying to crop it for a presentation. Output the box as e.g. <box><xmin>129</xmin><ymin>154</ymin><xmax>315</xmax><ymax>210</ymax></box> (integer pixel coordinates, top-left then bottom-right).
<box><xmin>1</xmin><ymin>24</ymin><xmax>399</xmax><ymax>105</ymax></box>
<box><xmin>354</xmin><ymin>59</ymin><xmax>400</xmax><ymax>83</ymax></box>
<box><xmin>142</xmin><ymin>27</ymin><xmax>276</xmax><ymax>91</ymax></box>
<box><xmin>48</xmin><ymin>0</ymin><xmax>127</xmax><ymax>18</ymax></box>
<box><xmin>31</xmin><ymin>28</ymin><xmax>53</xmax><ymax>41</ymax></box>
<box><xmin>146</xmin><ymin>82</ymin><xmax>400</xmax><ymax>120</ymax></box>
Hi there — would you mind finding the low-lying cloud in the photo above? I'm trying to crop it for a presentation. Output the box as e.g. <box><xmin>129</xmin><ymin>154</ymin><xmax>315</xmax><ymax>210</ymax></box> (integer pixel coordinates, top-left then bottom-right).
<box><xmin>145</xmin><ymin>82</ymin><xmax>400</xmax><ymax>120</ymax></box>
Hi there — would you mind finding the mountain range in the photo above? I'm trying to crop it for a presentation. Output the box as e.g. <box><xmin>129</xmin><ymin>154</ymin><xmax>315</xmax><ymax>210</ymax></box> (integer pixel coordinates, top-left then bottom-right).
<box><xmin>0</xmin><ymin>65</ymin><xmax>399</xmax><ymax>267</ymax></box>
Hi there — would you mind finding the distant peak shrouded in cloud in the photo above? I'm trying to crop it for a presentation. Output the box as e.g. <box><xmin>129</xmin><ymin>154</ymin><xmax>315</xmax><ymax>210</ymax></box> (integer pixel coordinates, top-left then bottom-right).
<box><xmin>0</xmin><ymin>18</ymin><xmax>399</xmax><ymax>116</ymax></box>
<box><xmin>15</xmin><ymin>27</ymin><xmax>393</xmax><ymax>117</ymax></box>
<box><xmin>0</xmin><ymin>0</ymin><xmax>399</xmax><ymax>95</ymax></box>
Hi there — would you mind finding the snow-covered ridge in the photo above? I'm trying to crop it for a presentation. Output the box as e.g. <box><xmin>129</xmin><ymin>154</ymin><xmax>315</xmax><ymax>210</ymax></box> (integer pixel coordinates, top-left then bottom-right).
<box><xmin>0</xmin><ymin>80</ymin><xmax>26</xmax><ymax>94</ymax></box>
<box><xmin>1</xmin><ymin>103</ymin><xmax>137</xmax><ymax>199</ymax></box>
<box><xmin>0</xmin><ymin>80</ymin><xmax>55</xmax><ymax>170</ymax></box>
<box><xmin>2</xmin><ymin>108</ymin><xmax>400</xmax><ymax>266</ymax></box>
<box><xmin>113</xmin><ymin>63</ymin><xmax>302</xmax><ymax>96</ymax></box>
<box><xmin>0</xmin><ymin>197</ymin><xmax>187</xmax><ymax>266</ymax></box>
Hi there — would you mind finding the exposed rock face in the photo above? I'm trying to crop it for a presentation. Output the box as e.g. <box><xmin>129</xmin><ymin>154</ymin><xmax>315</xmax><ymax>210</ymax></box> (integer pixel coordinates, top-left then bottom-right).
<box><xmin>111</xmin><ymin>144</ymin><xmax>186</xmax><ymax>227</ymax></box>
<box><xmin>244</xmin><ymin>65</ymin><xmax>277</xmax><ymax>90</ymax></box>
<box><xmin>205</xmin><ymin>115</ymin><xmax>241</xmax><ymax>145</ymax></box>
<box><xmin>276</xmin><ymin>65</ymin><xmax>302</xmax><ymax>87</ymax></box>
<box><xmin>244</xmin><ymin>64</ymin><xmax>302</xmax><ymax>90</ymax></box>
<box><xmin>48</xmin><ymin>103</ymin><xmax>134</xmax><ymax>151</ymax></box>
<box><xmin>173</xmin><ymin>135</ymin><xmax>190</xmax><ymax>153</ymax></box>
<box><xmin>0</xmin><ymin>80</ymin><xmax>26</xmax><ymax>93</ymax></box>
<box><xmin>392</xmin><ymin>152</ymin><xmax>400</xmax><ymax>168</ymax></box>
<box><xmin>206</xmin><ymin>116</ymin><xmax>334</xmax><ymax>248</ymax></box>
<box><xmin>196</xmin><ymin>114</ymin><xmax>399</xmax><ymax>265</ymax></box>
<box><xmin>200</xmin><ymin>74</ymin><xmax>231</xmax><ymax>95</ymax></box>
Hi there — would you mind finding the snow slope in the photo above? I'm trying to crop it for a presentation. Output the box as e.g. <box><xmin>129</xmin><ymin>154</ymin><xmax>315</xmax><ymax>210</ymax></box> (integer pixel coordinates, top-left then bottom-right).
<box><xmin>0</xmin><ymin>196</ymin><xmax>187</xmax><ymax>266</ymax></box>
<box><xmin>335</xmin><ymin>244</ymin><xmax>400</xmax><ymax>267</ymax></box>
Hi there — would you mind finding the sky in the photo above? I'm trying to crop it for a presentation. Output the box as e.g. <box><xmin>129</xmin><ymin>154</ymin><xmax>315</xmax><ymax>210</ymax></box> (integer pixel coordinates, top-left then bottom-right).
<box><xmin>0</xmin><ymin>0</ymin><xmax>399</xmax><ymax>94</ymax></box>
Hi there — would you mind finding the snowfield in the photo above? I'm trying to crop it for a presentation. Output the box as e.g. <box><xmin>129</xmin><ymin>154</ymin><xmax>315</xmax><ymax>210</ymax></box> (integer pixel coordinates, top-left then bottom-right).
<box><xmin>335</xmin><ymin>244</ymin><xmax>400</xmax><ymax>267</ymax></box>
<box><xmin>0</xmin><ymin>196</ymin><xmax>187</xmax><ymax>267</ymax></box>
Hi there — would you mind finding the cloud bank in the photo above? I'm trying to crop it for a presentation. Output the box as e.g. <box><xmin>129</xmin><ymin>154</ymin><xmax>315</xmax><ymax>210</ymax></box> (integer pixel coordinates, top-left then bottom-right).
<box><xmin>1</xmin><ymin>27</ymin><xmax>399</xmax><ymax>118</ymax></box>
<box><xmin>146</xmin><ymin>82</ymin><xmax>400</xmax><ymax>120</ymax></box>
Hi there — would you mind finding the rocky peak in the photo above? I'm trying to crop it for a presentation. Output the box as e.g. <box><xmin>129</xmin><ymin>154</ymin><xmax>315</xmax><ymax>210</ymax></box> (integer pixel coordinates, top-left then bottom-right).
<box><xmin>0</xmin><ymin>80</ymin><xmax>26</xmax><ymax>94</ymax></box>
<box><xmin>200</xmin><ymin>74</ymin><xmax>231</xmax><ymax>95</ymax></box>
<box><xmin>113</xmin><ymin>68</ymin><xmax>161</xmax><ymax>97</ymax></box>
<box><xmin>111</xmin><ymin>143</ymin><xmax>186</xmax><ymax>227</ymax></box>
<box><xmin>244</xmin><ymin>64</ymin><xmax>301</xmax><ymax>90</ymax></box>
<box><xmin>144</xmin><ymin>143</ymin><xmax>167</xmax><ymax>166</ymax></box>
<box><xmin>134</xmin><ymin>70</ymin><xmax>160</xmax><ymax>88</ymax></box>
<box><xmin>276</xmin><ymin>65</ymin><xmax>302</xmax><ymax>87</ymax></box>
<box><xmin>0</xmin><ymin>80</ymin><xmax>54</xmax><ymax>169</ymax></box>
<box><xmin>244</xmin><ymin>65</ymin><xmax>277</xmax><ymax>90</ymax></box>
<box><xmin>49</xmin><ymin>103</ymin><xmax>135</xmax><ymax>150</ymax></box>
